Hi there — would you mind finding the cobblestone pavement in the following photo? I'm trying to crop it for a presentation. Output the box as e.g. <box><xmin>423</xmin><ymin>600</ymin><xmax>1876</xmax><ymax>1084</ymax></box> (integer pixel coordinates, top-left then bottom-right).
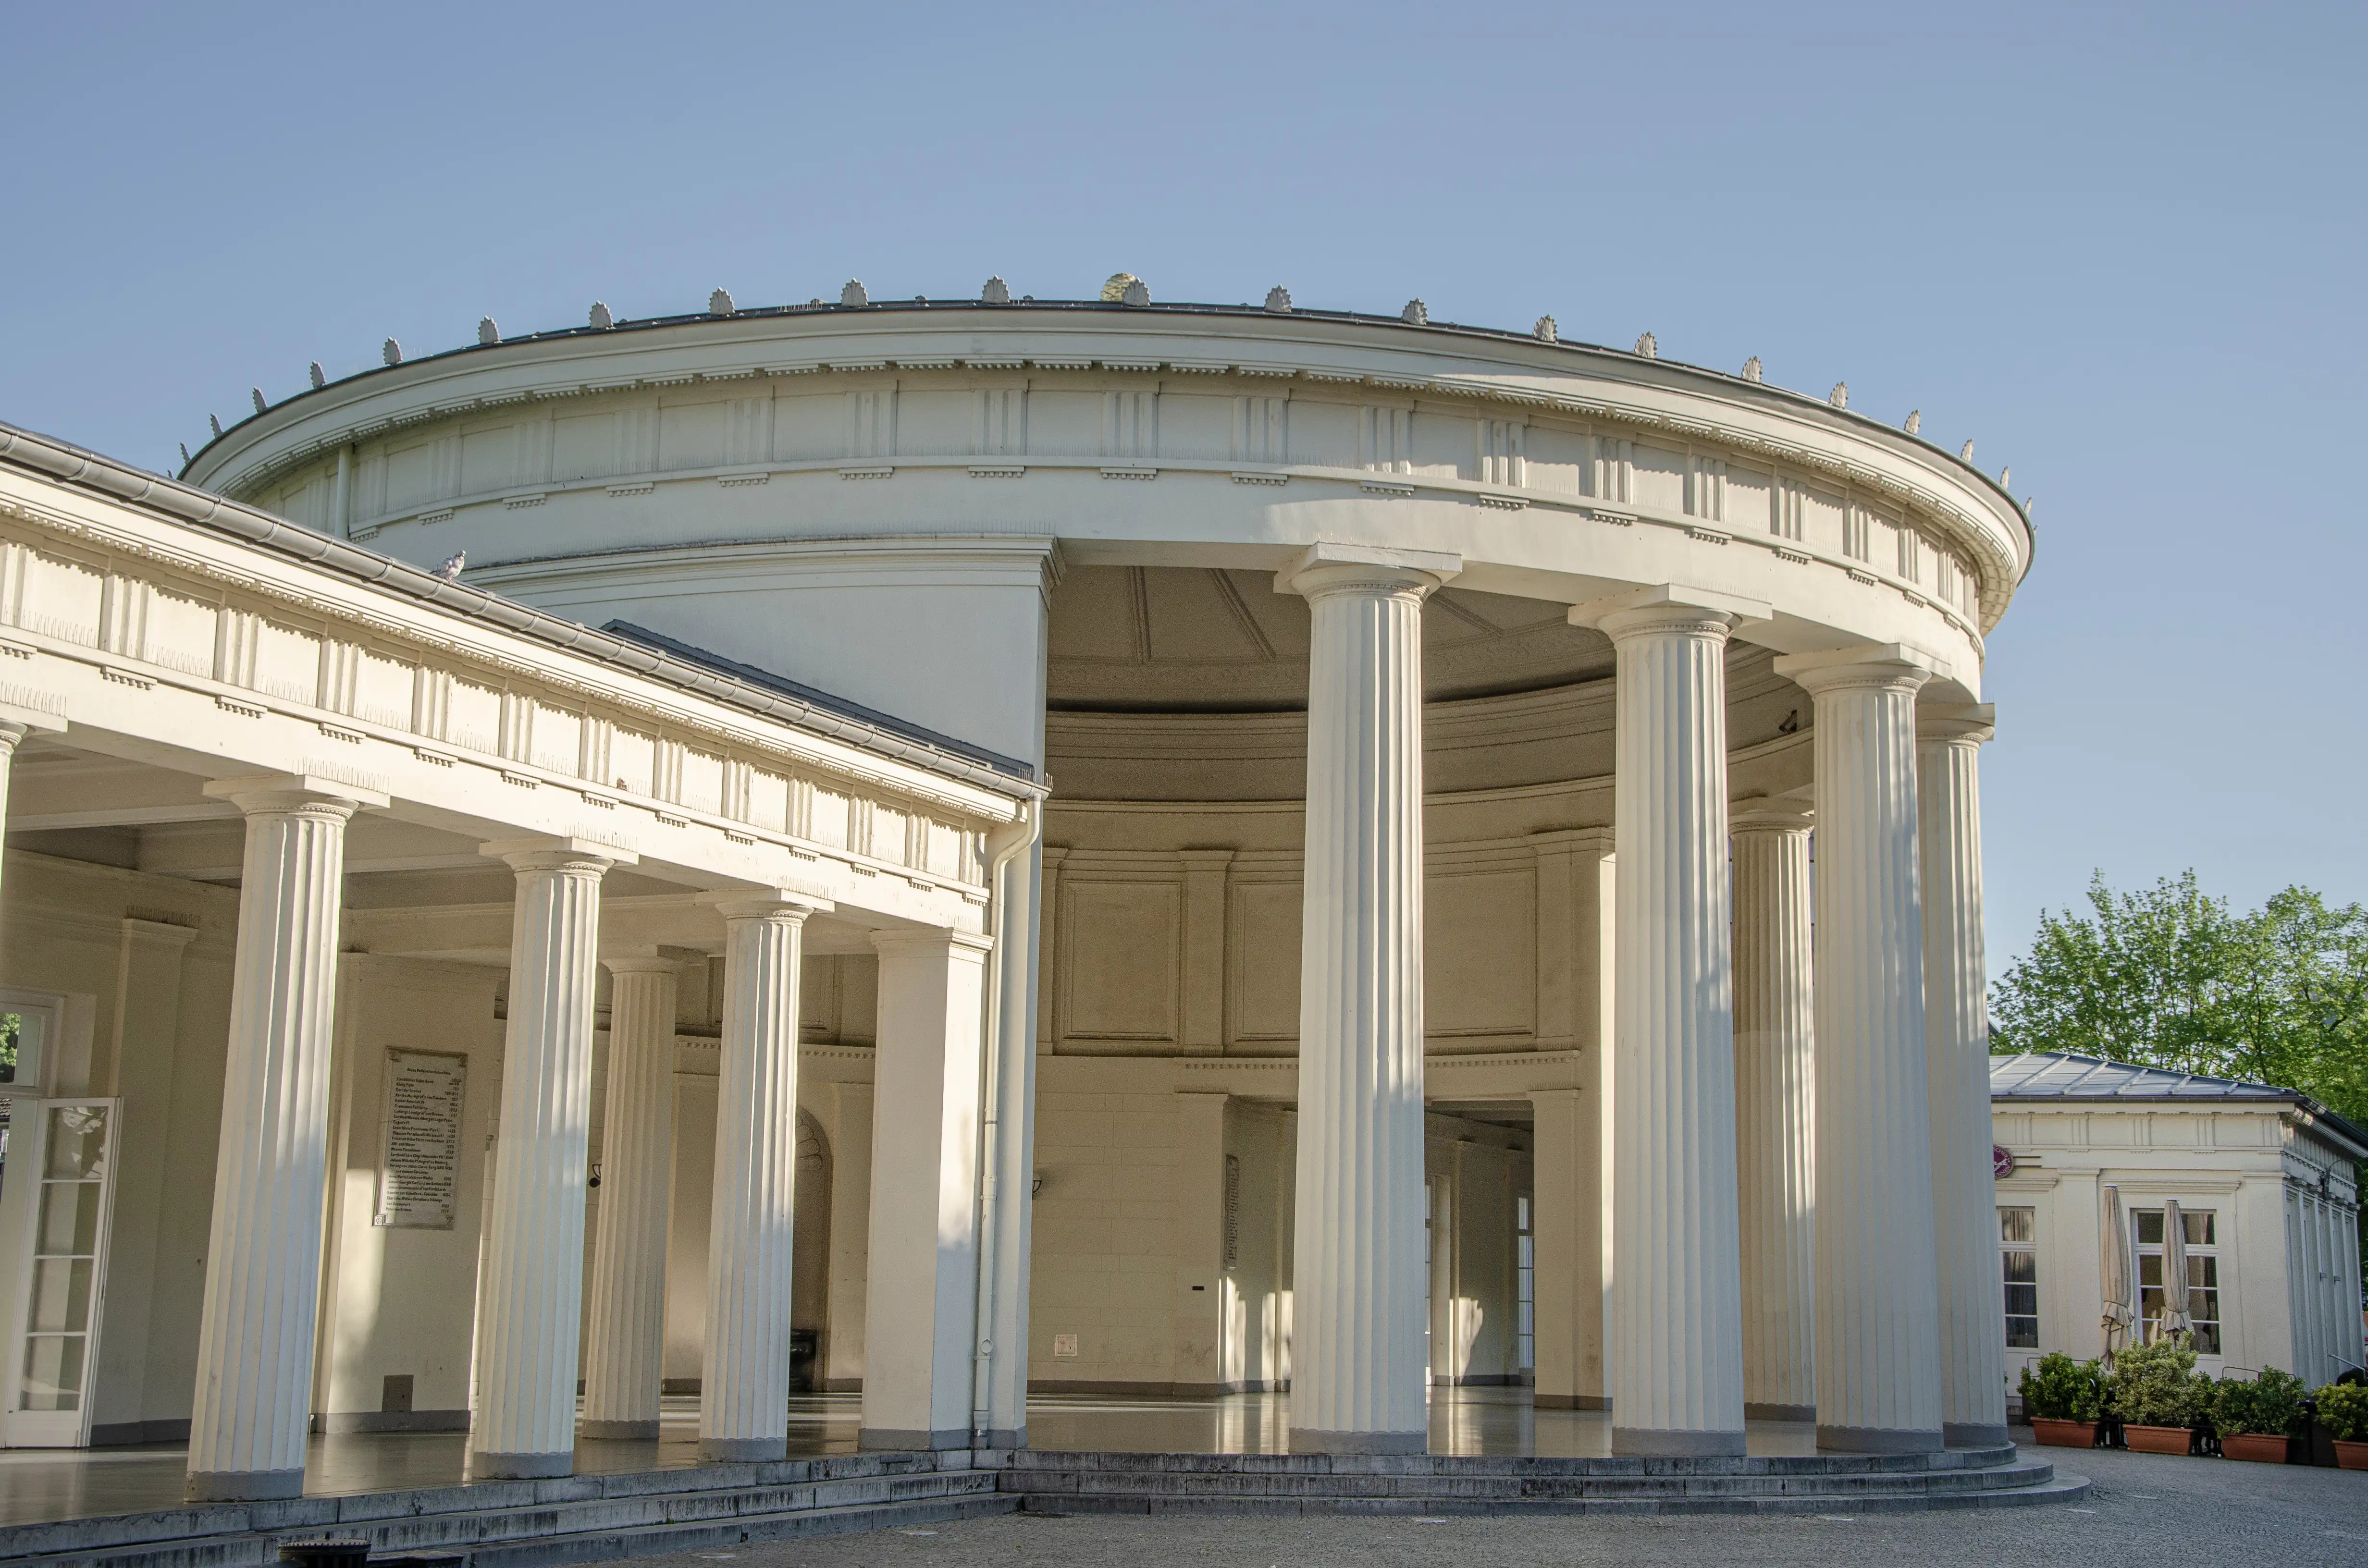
<box><xmin>615</xmin><ymin>1443</ymin><xmax>2368</xmax><ymax>1568</ymax></box>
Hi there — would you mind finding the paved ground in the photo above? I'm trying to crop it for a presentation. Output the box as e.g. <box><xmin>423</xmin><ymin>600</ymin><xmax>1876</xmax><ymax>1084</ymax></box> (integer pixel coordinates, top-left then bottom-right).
<box><xmin>614</xmin><ymin>1442</ymin><xmax>2368</xmax><ymax>1568</ymax></box>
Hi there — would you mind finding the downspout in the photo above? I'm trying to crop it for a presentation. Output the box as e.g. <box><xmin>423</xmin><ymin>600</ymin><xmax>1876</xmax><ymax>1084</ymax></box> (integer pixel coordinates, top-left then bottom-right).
<box><xmin>971</xmin><ymin>797</ymin><xmax>1039</xmax><ymax>1445</ymax></box>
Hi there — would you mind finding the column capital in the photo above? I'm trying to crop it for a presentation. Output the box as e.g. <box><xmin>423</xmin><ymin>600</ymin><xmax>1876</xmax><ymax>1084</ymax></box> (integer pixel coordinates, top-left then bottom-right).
<box><xmin>1568</xmin><ymin>583</ymin><xmax>1771</xmax><ymax>642</ymax></box>
<box><xmin>1771</xmin><ymin>642</ymin><xmax>1935</xmax><ymax>696</ymax></box>
<box><xmin>699</xmin><ymin>888</ymin><xmax>833</xmax><ymax>922</ymax></box>
<box><xmin>1730</xmin><ymin>796</ymin><xmax>1815</xmax><ymax>834</ymax></box>
<box><xmin>600</xmin><ymin>947</ymin><xmax>696</xmax><ymax>976</ymax></box>
<box><xmin>202</xmin><ymin>772</ymin><xmax>388</xmax><ymax>817</ymax></box>
<box><xmin>871</xmin><ymin>926</ymin><xmax>995</xmax><ymax>960</ymax></box>
<box><xmin>481</xmin><ymin>835</ymin><xmax>638</xmax><ymax>873</ymax></box>
<box><xmin>1918</xmin><ymin>702</ymin><xmax>1996</xmax><ymax>745</ymax></box>
<box><xmin>0</xmin><ymin>703</ymin><xmax>64</xmax><ymax>752</ymax></box>
<box><xmin>1274</xmin><ymin>541</ymin><xmax>1460</xmax><ymax>601</ymax></box>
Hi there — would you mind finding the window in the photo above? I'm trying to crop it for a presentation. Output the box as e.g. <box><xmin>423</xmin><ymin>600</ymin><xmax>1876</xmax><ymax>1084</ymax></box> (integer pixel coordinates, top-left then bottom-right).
<box><xmin>1999</xmin><ymin>1207</ymin><xmax>2038</xmax><ymax>1348</ymax></box>
<box><xmin>2135</xmin><ymin>1209</ymin><xmax>2221</xmax><ymax>1355</ymax></box>
<box><xmin>1515</xmin><ymin>1193</ymin><xmax>1535</xmax><ymax>1374</ymax></box>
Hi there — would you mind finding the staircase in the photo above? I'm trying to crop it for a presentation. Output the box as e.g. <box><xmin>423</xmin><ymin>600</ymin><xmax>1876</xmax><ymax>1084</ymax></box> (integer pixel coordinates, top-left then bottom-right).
<box><xmin>991</xmin><ymin>1444</ymin><xmax>2089</xmax><ymax>1515</ymax></box>
<box><xmin>0</xmin><ymin>1453</ymin><xmax>1009</xmax><ymax>1568</ymax></box>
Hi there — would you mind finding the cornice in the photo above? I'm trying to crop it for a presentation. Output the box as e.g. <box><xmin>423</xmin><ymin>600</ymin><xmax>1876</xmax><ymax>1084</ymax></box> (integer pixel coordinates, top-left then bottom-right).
<box><xmin>181</xmin><ymin>306</ymin><xmax>2028</xmax><ymax>632</ymax></box>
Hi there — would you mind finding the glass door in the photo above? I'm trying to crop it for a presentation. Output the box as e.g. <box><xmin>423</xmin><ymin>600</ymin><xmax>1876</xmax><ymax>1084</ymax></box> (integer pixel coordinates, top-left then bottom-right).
<box><xmin>1</xmin><ymin>1100</ymin><xmax>118</xmax><ymax>1446</ymax></box>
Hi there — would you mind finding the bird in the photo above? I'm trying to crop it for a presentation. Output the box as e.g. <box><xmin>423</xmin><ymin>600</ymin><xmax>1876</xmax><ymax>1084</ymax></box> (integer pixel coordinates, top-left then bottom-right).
<box><xmin>434</xmin><ymin>551</ymin><xmax>466</xmax><ymax>581</ymax></box>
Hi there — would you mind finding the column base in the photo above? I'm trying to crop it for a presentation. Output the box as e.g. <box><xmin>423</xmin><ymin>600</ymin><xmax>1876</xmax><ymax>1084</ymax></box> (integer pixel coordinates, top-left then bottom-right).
<box><xmin>185</xmin><ymin>1468</ymin><xmax>304</xmax><ymax>1502</ymax></box>
<box><xmin>1942</xmin><ymin>1421</ymin><xmax>2012</xmax><ymax>1448</ymax></box>
<box><xmin>471</xmin><ymin>1449</ymin><xmax>575</xmax><ymax>1479</ymax></box>
<box><xmin>1816</xmin><ymin>1424</ymin><xmax>1944</xmax><ymax>1455</ymax></box>
<box><xmin>580</xmin><ymin>1419</ymin><xmax>660</xmax><ymax>1442</ymax></box>
<box><xmin>1611</xmin><ymin>1427</ymin><xmax>1746</xmax><ymax>1458</ymax></box>
<box><xmin>978</xmin><ymin>1425</ymin><xmax>1026</xmax><ymax>1449</ymax></box>
<box><xmin>859</xmin><ymin>1426</ymin><xmax>969</xmax><ymax>1451</ymax></box>
<box><xmin>701</xmin><ymin>1436</ymin><xmax>788</xmax><ymax>1462</ymax></box>
<box><xmin>1745</xmin><ymin>1402</ymin><xmax>1817</xmax><ymax>1423</ymax></box>
<box><xmin>1533</xmin><ymin>1393</ymin><xmax>1611</xmax><ymax>1411</ymax></box>
<box><xmin>1288</xmin><ymin>1427</ymin><xmax>1426</xmax><ymax>1456</ymax></box>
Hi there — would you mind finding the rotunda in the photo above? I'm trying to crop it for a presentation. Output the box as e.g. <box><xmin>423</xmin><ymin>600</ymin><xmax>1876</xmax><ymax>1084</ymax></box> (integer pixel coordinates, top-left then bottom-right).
<box><xmin>180</xmin><ymin>282</ymin><xmax>2029</xmax><ymax>1460</ymax></box>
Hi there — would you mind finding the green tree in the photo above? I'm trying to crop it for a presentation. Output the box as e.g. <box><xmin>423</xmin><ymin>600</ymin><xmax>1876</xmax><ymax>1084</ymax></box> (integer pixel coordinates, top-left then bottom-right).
<box><xmin>1992</xmin><ymin>871</ymin><xmax>2368</xmax><ymax>1298</ymax></box>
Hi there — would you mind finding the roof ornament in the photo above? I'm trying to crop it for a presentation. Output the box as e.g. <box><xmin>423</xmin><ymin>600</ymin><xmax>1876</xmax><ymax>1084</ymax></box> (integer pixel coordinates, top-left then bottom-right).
<box><xmin>840</xmin><ymin>280</ymin><xmax>869</xmax><ymax>308</ymax></box>
<box><xmin>209</xmin><ymin>414</ymin><xmax>223</xmax><ymax>439</ymax></box>
<box><xmin>1903</xmin><ymin>410</ymin><xmax>1921</xmax><ymax>436</ymax></box>
<box><xmin>1099</xmin><ymin>273</ymin><xmax>1140</xmax><ymax>303</ymax></box>
<box><xmin>1533</xmin><ymin>315</ymin><xmax>1557</xmax><ymax>342</ymax></box>
<box><xmin>1265</xmin><ymin>286</ymin><xmax>1293</xmax><ymax>313</ymax></box>
<box><xmin>308</xmin><ymin>362</ymin><xmax>326</xmax><ymax>389</ymax></box>
<box><xmin>1634</xmin><ymin>331</ymin><xmax>1656</xmax><ymax>358</ymax></box>
<box><xmin>1999</xmin><ymin>466</ymin><xmax>2010</xmax><ymax>489</ymax></box>
<box><xmin>382</xmin><ymin>338</ymin><xmax>403</xmax><ymax>366</ymax></box>
<box><xmin>1741</xmin><ymin>356</ymin><xmax>1763</xmax><ymax>382</ymax></box>
<box><xmin>982</xmin><ymin>276</ymin><xmax>1011</xmax><ymax>305</ymax></box>
<box><xmin>251</xmin><ymin>387</ymin><xmax>268</xmax><ymax>416</ymax></box>
<box><xmin>708</xmin><ymin>288</ymin><xmax>735</xmax><ymax>318</ymax></box>
<box><xmin>179</xmin><ymin>442</ymin><xmax>191</xmax><ymax>467</ymax></box>
<box><xmin>434</xmin><ymin>550</ymin><xmax>467</xmax><ymax>581</ymax></box>
<box><xmin>1402</xmin><ymin>299</ymin><xmax>1428</xmax><ymax>325</ymax></box>
<box><xmin>1121</xmin><ymin>278</ymin><xmax>1150</xmax><ymax>307</ymax></box>
<box><xmin>589</xmin><ymin>302</ymin><xmax>614</xmax><ymax>329</ymax></box>
<box><xmin>1828</xmin><ymin>382</ymin><xmax>1848</xmax><ymax>408</ymax></box>
<box><xmin>1960</xmin><ymin>439</ymin><xmax>1975</xmax><ymax>462</ymax></box>
<box><xmin>478</xmin><ymin>317</ymin><xmax>499</xmax><ymax>345</ymax></box>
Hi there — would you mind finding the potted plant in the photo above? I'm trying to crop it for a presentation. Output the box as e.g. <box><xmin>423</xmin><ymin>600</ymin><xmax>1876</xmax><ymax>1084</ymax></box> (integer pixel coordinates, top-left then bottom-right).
<box><xmin>2212</xmin><ymin>1368</ymin><xmax>2305</xmax><ymax>1462</ymax></box>
<box><xmin>2319</xmin><ymin>1382</ymin><xmax>2368</xmax><ymax>1471</ymax></box>
<box><xmin>2109</xmin><ymin>1335</ymin><xmax>2205</xmax><ymax>1455</ymax></box>
<box><xmin>2018</xmin><ymin>1352</ymin><xmax>2103</xmax><ymax>1447</ymax></box>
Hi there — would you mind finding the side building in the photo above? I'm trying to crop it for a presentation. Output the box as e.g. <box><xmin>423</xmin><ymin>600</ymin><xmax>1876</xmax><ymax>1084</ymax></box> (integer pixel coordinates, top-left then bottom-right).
<box><xmin>1990</xmin><ymin>1051</ymin><xmax>2366</xmax><ymax>1390</ymax></box>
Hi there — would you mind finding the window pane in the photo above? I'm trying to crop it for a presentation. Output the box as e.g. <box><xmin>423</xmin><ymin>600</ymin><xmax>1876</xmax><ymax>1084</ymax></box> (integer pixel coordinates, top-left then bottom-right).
<box><xmin>2137</xmin><ymin>1254</ymin><xmax>2163</xmax><ymax>1289</ymax></box>
<box><xmin>1517</xmin><ymin>1196</ymin><xmax>1530</xmax><ymax>1229</ymax></box>
<box><xmin>1999</xmin><ymin>1207</ymin><xmax>2035</xmax><ymax>1244</ymax></box>
<box><xmin>2002</xmin><ymin>1250</ymin><xmax>2036</xmax><ymax>1286</ymax></box>
<box><xmin>35</xmin><ymin>1182</ymin><xmax>100</xmax><ymax>1257</ymax></box>
<box><xmin>1518</xmin><ymin>1237</ymin><xmax>1533</xmax><ymax>1268</ymax></box>
<box><xmin>2183</xmin><ymin>1211</ymin><xmax>2215</xmax><ymax>1246</ymax></box>
<box><xmin>42</xmin><ymin>1107</ymin><xmax>107</xmax><ymax>1180</ymax></box>
<box><xmin>2135</xmin><ymin>1211</ymin><xmax>2164</xmax><ymax>1245</ymax></box>
<box><xmin>20</xmin><ymin>1334</ymin><xmax>82</xmax><ymax>1411</ymax></box>
<box><xmin>25</xmin><ymin>1258</ymin><xmax>91</xmax><ymax>1334</ymax></box>
<box><xmin>2005</xmin><ymin>1315</ymin><xmax>2039</xmax><ymax>1349</ymax></box>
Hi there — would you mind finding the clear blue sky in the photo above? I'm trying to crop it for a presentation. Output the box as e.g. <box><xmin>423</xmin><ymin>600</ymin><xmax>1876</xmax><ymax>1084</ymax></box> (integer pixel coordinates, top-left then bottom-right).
<box><xmin>3</xmin><ymin>2</ymin><xmax>2361</xmax><ymax>979</ymax></box>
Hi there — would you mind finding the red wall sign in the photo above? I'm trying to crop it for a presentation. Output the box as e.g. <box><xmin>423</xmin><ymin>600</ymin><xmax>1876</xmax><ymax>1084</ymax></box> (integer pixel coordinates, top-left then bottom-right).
<box><xmin>1992</xmin><ymin>1144</ymin><xmax>2015</xmax><ymax>1178</ymax></box>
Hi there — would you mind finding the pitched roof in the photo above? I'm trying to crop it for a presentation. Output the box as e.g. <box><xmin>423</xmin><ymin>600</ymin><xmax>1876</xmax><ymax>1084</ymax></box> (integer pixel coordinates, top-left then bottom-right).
<box><xmin>1991</xmin><ymin>1051</ymin><xmax>2368</xmax><ymax>1158</ymax></box>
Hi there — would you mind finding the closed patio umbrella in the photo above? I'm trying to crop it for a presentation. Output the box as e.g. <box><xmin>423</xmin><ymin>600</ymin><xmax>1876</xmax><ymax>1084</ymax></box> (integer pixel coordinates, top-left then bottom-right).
<box><xmin>2159</xmin><ymin>1198</ymin><xmax>2194</xmax><ymax>1338</ymax></box>
<box><xmin>2100</xmin><ymin>1182</ymin><xmax>2134</xmax><ymax>1365</ymax></box>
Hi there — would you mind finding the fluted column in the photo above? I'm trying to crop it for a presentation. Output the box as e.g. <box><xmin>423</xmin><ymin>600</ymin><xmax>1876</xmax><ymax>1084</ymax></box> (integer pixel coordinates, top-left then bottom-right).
<box><xmin>1575</xmin><ymin>587</ymin><xmax>1756</xmax><ymax>1457</ymax></box>
<box><xmin>1282</xmin><ymin>542</ymin><xmax>1457</xmax><ymax>1455</ymax></box>
<box><xmin>1921</xmin><ymin>705</ymin><xmax>2009</xmax><ymax>1447</ymax></box>
<box><xmin>185</xmin><ymin>774</ymin><xmax>383</xmax><ymax>1502</ymax></box>
<box><xmin>861</xmin><ymin>927</ymin><xmax>995</xmax><ymax>1450</ymax></box>
<box><xmin>1731</xmin><ymin>798</ymin><xmax>1816</xmax><ymax>1423</ymax></box>
<box><xmin>700</xmin><ymin>892</ymin><xmax>827</xmax><ymax>1461</ymax></box>
<box><xmin>1773</xmin><ymin>646</ymin><xmax>1944</xmax><ymax>1455</ymax></box>
<box><xmin>471</xmin><ymin>837</ymin><xmax>633</xmax><ymax>1479</ymax></box>
<box><xmin>580</xmin><ymin>955</ymin><xmax>683</xmax><ymax>1441</ymax></box>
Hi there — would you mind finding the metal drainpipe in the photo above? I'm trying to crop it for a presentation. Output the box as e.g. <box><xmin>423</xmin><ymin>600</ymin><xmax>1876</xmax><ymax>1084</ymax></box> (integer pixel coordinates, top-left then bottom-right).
<box><xmin>970</xmin><ymin>797</ymin><xmax>1040</xmax><ymax>1444</ymax></box>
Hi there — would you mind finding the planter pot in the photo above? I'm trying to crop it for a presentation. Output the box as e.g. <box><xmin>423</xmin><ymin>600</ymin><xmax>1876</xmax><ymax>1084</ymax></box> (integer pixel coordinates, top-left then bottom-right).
<box><xmin>2336</xmin><ymin>1439</ymin><xmax>2368</xmax><ymax>1472</ymax></box>
<box><xmin>2030</xmin><ymin>1418</ymin><xmax>2100</xmax><ymax>1448</ymax></box>
<box><xmin>2124</xmin><ymin>1424</ymin><xmax>2194</xmax><ymax>1455</ymax></box>
<box><xmin>2220</xmin><ymin>1433</ymin><xmax>2292</xmax><ymax>1464</ymax></box>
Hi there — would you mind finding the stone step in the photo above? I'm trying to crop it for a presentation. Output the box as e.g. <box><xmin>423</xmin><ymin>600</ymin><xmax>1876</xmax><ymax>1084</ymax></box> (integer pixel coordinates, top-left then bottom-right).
<box><xmin>1017</xmin><ymin>1470</ymin><xmax>2092</xmax><ymax>1517</ymax></box>
<box><xmin>0</xmin><ymin>1458</ymin><xmax>1006</xmax><ymax>1568</ymax></box>
<box><xmin>1003</xmin><ymin>1457</ymin><xmax>2060</xmax><ymax>1500</ymax></box>
<box><xmin>999</xmin><ymin>1444</ymin><xmax>2023</xmax><ymax>1477</ymax></box>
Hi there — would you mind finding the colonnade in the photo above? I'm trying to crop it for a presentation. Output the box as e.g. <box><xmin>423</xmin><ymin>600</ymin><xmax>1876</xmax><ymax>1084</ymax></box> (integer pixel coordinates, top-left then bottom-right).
<box><xmin>169</xmin><ymin>773</ymin><xmax>996</xmax><ymax>1499</ymax></box>
<box><xmin>1282</xmin><ymin>558</ymin><xmax>2008</xmax><ymax>1458</ymax></box>
<box><xmin>141</xmin><ymin>548</ymin><xmax>2004</xmax><ymax>1500</ymax></box>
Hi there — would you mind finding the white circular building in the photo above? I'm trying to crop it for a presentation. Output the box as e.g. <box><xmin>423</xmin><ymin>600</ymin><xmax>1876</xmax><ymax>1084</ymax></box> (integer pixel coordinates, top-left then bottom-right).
<box><xmin>153</xmin><ymin>282</ymin><xmax>2030</xmax><ymax>1466</ymax></box>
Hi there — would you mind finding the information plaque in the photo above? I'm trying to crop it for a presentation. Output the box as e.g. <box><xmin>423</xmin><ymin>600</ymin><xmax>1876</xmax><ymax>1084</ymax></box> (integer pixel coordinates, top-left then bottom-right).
<box><xmin>374</xmin><ymin>1049</ymin><xmax>467</xmax><ymax>1229</ymax></box>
